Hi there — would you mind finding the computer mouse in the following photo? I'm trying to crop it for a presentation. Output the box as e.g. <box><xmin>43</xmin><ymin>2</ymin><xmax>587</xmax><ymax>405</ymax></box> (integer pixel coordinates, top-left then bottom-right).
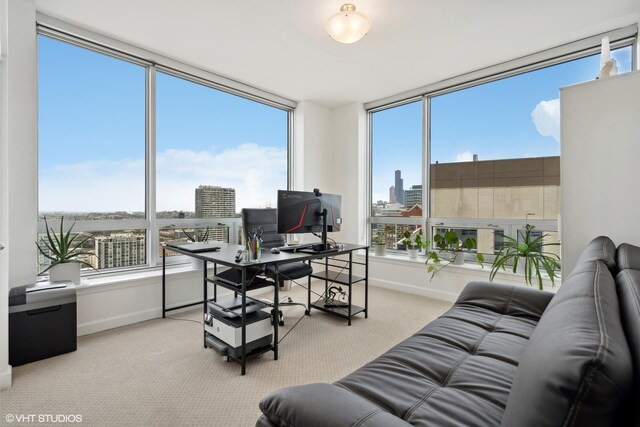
<box><xmin>270</xmin><ymin>247</ymin><xmax>280</xmax><ymax>254</ymax></box>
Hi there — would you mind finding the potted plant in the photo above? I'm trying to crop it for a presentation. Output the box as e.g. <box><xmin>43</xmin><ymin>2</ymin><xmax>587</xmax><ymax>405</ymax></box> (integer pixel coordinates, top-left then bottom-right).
<box><xmin>372</xmin><ymin>232</ymin><xmax>387</xmax><ymax>256</ymax></box>
<box><xmin>489</xmin><ymin>224</ymin><xmax>561</xmax><ymax>290</ymax></box>
<box><xmin>372</xmin><ymin>225</ymin><xmax>391</xmax><ymax>257</ymax></box>
<box><xmin>425</xmin><ymin>229</ymin><xmax>484</xmax><ymax>279</ymax></box>
<box><xmin>403</xmin><ymin>228</ymin><xmax>426</xmax><ymax>260</ymax></box>
<box><xmin>36</xmin><ymin>216</ymin><xmax>94</xmax><ymax>286</ymax></box>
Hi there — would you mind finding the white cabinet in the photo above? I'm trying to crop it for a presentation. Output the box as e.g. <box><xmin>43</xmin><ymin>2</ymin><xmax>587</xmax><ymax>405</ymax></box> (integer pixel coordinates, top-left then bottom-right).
<box><xmin>560</xmin><ymin>71</ymin><xmax>640</xmax><ymax>275</ymax></box>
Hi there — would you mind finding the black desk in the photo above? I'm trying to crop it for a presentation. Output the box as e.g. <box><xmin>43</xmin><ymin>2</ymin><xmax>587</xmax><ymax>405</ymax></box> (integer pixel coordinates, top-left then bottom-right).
<box><xmin>162</xmin><ymin>242</ymin><xmax>368</xmax><ymax>374</ymax></box>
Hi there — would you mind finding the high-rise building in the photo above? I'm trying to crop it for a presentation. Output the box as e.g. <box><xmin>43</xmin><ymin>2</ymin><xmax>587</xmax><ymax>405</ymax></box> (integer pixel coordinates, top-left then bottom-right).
<box><xmin>404</xmin><ymin>184</ymin><xmax>422</xmax><ymax>208</ymax></box>
<box><xmin>389</xmin><ymin>185</ymin><xmax>396</xmax><ymax>203</ymax></box>
<box><xmin>94</xmin><ymin>234</ymin><xmax>145</xmax><ymax>269</ymax></box>
<box><xmin>195</xmin><ymin>185</ymin><xmax>236</xmax><ymax>217</ymax></box>
<box><xmin>395</xmin><ymin>170</ymin><xmax>404</xmax><ymax>205</ymax></box>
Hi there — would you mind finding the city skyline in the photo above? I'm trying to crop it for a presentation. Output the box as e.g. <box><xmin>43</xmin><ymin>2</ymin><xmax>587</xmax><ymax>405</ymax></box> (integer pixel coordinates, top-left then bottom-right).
<box><xmin>371</xmin><ymin>47</ymin><xmax>632</xmax><ymax>204</ymax></box>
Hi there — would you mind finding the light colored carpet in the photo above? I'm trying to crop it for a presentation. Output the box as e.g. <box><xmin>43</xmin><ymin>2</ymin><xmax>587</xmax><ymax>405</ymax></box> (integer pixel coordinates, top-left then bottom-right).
<box><xmin>1</xmin><ymin>282</ymin><xmax>452</xmax><ymax>427</ymax></box>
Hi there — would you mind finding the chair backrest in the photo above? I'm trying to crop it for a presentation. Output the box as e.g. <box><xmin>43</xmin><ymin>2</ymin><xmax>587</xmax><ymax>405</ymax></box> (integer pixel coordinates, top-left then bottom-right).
<box><xmin>242</xmin><ymin>208</ymin><xmax>285</xmax><ymax>249</ymax></box>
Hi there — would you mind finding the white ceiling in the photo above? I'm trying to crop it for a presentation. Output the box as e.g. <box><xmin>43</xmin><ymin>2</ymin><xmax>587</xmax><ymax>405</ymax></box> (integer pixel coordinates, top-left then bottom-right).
<box><xmin>35</xmin><ymin>0</ymin><xmax>640</xmax><ymax>108</ymax></box>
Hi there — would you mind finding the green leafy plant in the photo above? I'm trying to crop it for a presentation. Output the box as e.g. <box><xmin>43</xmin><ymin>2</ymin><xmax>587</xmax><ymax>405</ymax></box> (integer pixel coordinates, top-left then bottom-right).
<box><xmin>182</xmin><ymin>227</ymin><xmax>210</xmax><ymax>242</ymax></box>
<box><xmin>489</xmin><ymin>224</ymin><xmax>561</xmax><ymax>290</ymax></box>
<box><xmin>373</xmin><ymin>224</ymin><xmax>391</xmax><ymax>246</ymax></box>
<box><xmin>403</xmin><ymin>228</ymin><xmax>427</xmax><ymax>250</ymax></box>
<box><xmin>425</xmin><ymin>229</ymin><xmax>484</xmax><ymax>279</ymax></box>
<box><xmin>36</xmin><ymin>216</ymin><xmax>94</xmax><ymax>275</ymax></box>
<box><xmin>373</xmin><ymin>233</ymin><xmax>384</xmax><ymax>245</ymax></box>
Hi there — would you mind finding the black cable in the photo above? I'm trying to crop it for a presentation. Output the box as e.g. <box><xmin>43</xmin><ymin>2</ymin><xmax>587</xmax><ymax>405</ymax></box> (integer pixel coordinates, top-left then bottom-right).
<box><xmin>166</xmin><ymin>316</ymin><xmax>203</xmax><ymax>325</ymax></box>
<box><xmin>277</xmin><ymin>311</ymin><xmax>306</xmax><ymax>344</ymax></box>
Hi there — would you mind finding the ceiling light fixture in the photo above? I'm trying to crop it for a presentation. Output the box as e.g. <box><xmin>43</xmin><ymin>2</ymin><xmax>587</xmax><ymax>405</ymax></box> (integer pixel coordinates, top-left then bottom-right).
<box><xmin>326</xmin><ymin>3</ymin><xmax>371</xmax><ymax>44</ymax></box>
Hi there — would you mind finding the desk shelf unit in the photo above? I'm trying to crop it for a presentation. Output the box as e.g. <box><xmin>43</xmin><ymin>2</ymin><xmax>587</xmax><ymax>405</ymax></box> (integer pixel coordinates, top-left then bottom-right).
<box><xmin>308</xmin><ymin>250</ymin><xmax>369</xmax><ymax>326</ymax></box>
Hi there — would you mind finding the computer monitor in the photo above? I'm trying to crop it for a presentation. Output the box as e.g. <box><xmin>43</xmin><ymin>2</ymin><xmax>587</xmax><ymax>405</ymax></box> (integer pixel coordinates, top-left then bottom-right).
<box><xmin>277</xmin><ymin>189</ymin><xmax>341</xmax><ymax>252</ymax></box>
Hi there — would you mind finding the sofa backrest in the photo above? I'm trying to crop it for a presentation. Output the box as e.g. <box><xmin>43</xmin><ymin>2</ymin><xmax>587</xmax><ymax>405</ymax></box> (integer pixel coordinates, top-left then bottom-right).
<box><xmin>615</xmin><ymin>243</ymin><xmax>640</xmax><ymax>425</ymax></box>
<box><xmin>501</xmin><ymin>259</ymin><xmax>633</xmax><ymax>427</ymax></box>
<box><xmin>570</xmin><ymin>235</ymin><xmax>617</xmax><ymax>277</ymax></box>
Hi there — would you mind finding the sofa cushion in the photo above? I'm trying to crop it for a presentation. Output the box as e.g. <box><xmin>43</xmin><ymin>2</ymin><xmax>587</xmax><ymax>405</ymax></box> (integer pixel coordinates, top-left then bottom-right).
<box><xmin>571</xmin><ymin>236</ymin><xmax>617</xmax><ymax>276</ymax></box>
<box><xmin>616</xmin><ymin>242</ymin><xmax>640</xmax><ymax>271</ymax></box>
<box><xmin>258</xmin><ymin>383</ymin><xmax>413</xmax><ymax>427</ymax></box>
<box><xmin>615</xmin><ymin>265</ymin><xmax>640</xmax><ymax>425</ymax></box>
<box><xmin>257</xmin><ymin>282</ymin><xmax>551</xmax><ymax>427</ymax></box>
<box><xmin>333</xmin><ymin>282</ymin><xmax>550</xmax><ymax>427</ymax></box>
<box><xmin>501</xmin><ymin>260</ymin><xmax>633</xmax><ymax>427</ymax></box>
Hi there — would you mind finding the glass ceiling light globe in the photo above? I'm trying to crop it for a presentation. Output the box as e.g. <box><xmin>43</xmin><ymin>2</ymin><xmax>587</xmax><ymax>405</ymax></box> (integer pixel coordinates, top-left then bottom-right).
<box><xmin>326</xmin><ymin>3</ymin><xmax>371</xmax><ymax>44</ymax></box>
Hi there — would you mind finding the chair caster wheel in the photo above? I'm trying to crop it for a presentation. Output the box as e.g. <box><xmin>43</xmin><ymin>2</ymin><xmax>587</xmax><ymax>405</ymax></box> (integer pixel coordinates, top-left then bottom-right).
<box><xmin>279</xmin><ymin>320</ymin><xmax>285</xmax><ymax>327</ymax></box>
<box><xmin>305</xmin><ymin>310</ymin><xmax>310</xmax><ymax>315</ymax></box>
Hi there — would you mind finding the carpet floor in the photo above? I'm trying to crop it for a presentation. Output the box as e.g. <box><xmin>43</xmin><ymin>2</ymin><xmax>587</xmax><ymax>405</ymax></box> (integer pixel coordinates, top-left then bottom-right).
<box><xmin>1</xmin><ymin>282</ymin><xmax>452</xmax><ymax>427</ymax></box>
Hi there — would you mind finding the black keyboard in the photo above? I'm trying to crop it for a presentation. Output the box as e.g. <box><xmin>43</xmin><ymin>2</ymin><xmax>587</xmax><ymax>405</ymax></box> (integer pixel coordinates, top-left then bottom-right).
<box><xmin>277</xmin><ymin>243</ymin><xmax>314</xmax><ymax>252</ymax></box>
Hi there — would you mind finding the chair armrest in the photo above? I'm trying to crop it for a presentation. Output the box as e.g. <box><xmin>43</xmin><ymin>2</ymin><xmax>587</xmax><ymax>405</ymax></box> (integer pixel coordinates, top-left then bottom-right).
<box><xmin>456</xmin><ymin>281</ymin><xmax>554</xmax><ymax>320</ymax></box>
<box><xmin>258</xmin><ymin>383</ymin><xmax>412</xmax><ymax>427</ymax></box>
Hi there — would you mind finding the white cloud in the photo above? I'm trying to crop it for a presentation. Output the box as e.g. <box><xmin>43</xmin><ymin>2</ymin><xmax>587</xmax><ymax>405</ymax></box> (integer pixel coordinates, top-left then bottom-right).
<box><xmin>39</xmin><ymin>143</ymin><xmax>287</xmax><ymax>213</ymax></box>
<box><xmin>455</xmin><ymin>151</ymin><xmax>474</xmax><ymax>162</ymax></box>
<box><xmin>531</xmin><ymin>99</ymin><xmax>560</xmax><ymax>143</ymax></box>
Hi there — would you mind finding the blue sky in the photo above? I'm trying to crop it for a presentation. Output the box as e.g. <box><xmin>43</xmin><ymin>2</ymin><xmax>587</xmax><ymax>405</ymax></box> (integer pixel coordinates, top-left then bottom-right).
<box><xmin>38</xmin><ymin>35</ymin><xmax>632</xmax><ymax>211</ymax></box>
<box><xmin>372</xmin><ymin>46</ymin><xmax>632</xmax><ymax>202</ymax></box>
<box><xmin>38</xmin><ymin>35</ymin><xmax>288</xmax><ymax>213</ymax></box>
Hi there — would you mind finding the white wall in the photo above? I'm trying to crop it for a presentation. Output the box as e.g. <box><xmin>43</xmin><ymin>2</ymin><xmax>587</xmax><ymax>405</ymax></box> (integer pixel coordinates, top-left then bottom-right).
<box><xmin>1</xmin><ymin>0</ymin><xmax>37</xmax><ymax>390</ymax></box>
<box><xmin>329</xmin><ymin>103</ymin><xmax>367</xmax><ymax>245</ymax></box>
<box><xmin>365</xmin><ymin>254</ymin><xmax>557</xmax><ymax>302</ymax></box>
<box><xmin>293</xmin><ymin>100</ymin><xmax>333</xmax><ymax>192</ymax></box>
<box><xmin>560</xmin><ymin>71</ymin><xmax>640</xmax><ymax>274</ymax></box>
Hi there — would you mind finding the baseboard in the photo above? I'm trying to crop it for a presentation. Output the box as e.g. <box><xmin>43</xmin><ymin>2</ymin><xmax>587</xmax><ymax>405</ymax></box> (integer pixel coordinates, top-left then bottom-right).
<box><xmin>77</xmin><ymin>307</ymin><xmax>160</xmax><ymax>336</ymax></box>
<box><xmin>370</xmin><ymin>278</ymin><xmax>459</xmax><ymax>303</ymax></box>
<box><xmin>77</xmin><ymin>287</ymin><xmax>273</xmax><ymax>336</ymax></box>
<box><xmin>0</xmin><ymin>365</ymin><xmax>12</xmax><ymax>390</ymax></box>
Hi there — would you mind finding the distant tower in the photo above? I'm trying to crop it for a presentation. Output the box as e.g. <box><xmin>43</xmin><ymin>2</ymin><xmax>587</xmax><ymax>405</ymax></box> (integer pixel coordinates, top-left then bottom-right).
<box><xmin>195</xmin><ymin>186</ymin><xmax>236</xmax><ymax>217</ymax></box>
<box><xmin>389</xmin><ymin>186</ymin><xmax>396</xmax><ymax>203</ymax></box>
<box><xmin>395</xmin><ymin>170</ymin><xmax>404</xmax><ymax>205</ymax></box>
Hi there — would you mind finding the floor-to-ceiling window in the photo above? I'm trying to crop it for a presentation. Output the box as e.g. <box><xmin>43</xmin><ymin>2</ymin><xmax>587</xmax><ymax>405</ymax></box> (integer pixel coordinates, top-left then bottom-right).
<box><xmin>155</xmin><ymin>71</ymin><xmax>289</xmax><ymax>259</ymax></box>
<box><xmin>37</xmin><ymin>31</ymin><xmax>292</xmax><ymax>275</ymax></box>
<box><xmin>369</xmin><ymin>34</ymin><xmax>634</xmax><ymax>262</ymax></box>
<box><xmin>370</xmin><ymin>100</ymin><xmax>423</xmax><ymax>250</ymax></box>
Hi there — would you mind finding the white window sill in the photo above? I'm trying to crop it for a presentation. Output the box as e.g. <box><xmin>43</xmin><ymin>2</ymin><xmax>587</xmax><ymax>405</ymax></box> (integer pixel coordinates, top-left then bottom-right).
<box><xmin>74</xmin><ymin>264</ymin><xmax>203</xmax><ymax>294</ymax></box>
<box><xmin>359</xmin><ymin>252</ymin><xmax>561</xmax><ymax>285</ymax></box>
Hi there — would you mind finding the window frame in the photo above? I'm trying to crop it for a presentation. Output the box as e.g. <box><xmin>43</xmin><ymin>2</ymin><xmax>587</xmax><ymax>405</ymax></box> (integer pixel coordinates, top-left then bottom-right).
<box><xmin>36</xmin><ymin>20</ymin><xmax>295</xmax><ymax>275</ymax></box>
<box><xmin>367</xmin><ymin>27</ymin><xmax>638</xmax><ymax>260</ymax></box>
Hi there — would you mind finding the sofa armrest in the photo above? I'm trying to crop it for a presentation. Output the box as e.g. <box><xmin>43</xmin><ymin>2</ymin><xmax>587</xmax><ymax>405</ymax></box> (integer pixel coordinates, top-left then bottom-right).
<box><xmin>456</xmin><ymin>281</ymin><xmax>554</xmax><ymax>320</ymax></box>
<box><xmin>258</xmin><ymin>383</ymin><xmax>412</xmax><ymax>427</ymax></box>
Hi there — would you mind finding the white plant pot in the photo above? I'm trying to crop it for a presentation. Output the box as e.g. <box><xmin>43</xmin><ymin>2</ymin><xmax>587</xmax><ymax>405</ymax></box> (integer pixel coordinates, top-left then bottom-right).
<box><xmin>374</xmin><ymin>244</ymin><xmax>387</xmax><ymax>257</ymax></box>
<box><xmin>407</xmin><ymin>249</ymin><xmax>419</xmax><ymax>260</ymax></box>
<box><xmin>516</xmin><ymin>257</ymin><xmax>527</xmax><ymax>274</ymax></box>
<box><xmin>453</xmin><ymin>252</ymin><xmax>465</xmax><ymax>265</ymax></box>
<box><xmin>50</xmin><ymin>262</ymin><xmax>81</xmax><ymax>286</ymax></box>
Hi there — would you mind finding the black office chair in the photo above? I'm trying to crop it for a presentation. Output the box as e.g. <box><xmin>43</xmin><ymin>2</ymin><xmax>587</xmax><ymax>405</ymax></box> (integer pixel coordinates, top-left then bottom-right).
<box><xmin>242</xmin><ymin>208</ymin><xmax>312</xmax><ymax>325</ymax></box>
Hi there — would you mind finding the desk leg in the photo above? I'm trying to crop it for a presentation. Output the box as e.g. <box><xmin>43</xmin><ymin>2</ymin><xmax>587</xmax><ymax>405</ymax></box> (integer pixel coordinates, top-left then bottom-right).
<box><xmin>348</xmin><ymin>251</ymin><xmax>353</xmax><ymax>326</ymax></box>
<box><xmin>241</xmin><ymin>268</ymin><xmax>247</xmax><ymax>375</ymax></box>
<box><xmin>203</xmin><ymin>261</ymin><xmax>208</xmax><ymax>348</ymax></box>
<box><xmin>162</xmin><ymin>247</ymin><xmax>166</xmax><ymax>319</ymax></box>
<box><xmin>203</xmin><ymin>262</ymin><xmax>208</xmax><ymax>313</ymax></box>
<box><xmin>273</xmin><ymin>266</ymin><xmax>279</xmax><ymax>360</ymax></box>
<box><xmin>307</xmin><ymin>260</ymin><xmax>312</xmax><ymax>315</ymax></box>
<box><xmin>365</xmin><ymin>249</ymin><xmax>369</xmax><ymax>318</ymax></box>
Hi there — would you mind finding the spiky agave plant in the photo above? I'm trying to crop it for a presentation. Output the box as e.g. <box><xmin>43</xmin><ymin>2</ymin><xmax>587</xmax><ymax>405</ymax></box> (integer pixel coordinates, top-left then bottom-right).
<box><xmin>181</xmin><ymin>226</ymin><xmax>210</xmax><ymax>242</ymax></box>
<box><xmin>37</xmin><ymin>216</ymin><xmax>95</xmax><ymax>275</ymax></box>
<box><xmin>489</xmin><ymin>224</ymin><xmax>561</xmax><ymax>290</ymax></box>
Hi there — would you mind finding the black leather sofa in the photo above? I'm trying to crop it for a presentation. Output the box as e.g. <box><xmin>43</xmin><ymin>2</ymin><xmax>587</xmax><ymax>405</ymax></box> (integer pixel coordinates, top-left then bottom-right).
<box><xmin>256</xmin><ymin>236</ymin><xmax>640</xmax><ymax>426</ymax></box>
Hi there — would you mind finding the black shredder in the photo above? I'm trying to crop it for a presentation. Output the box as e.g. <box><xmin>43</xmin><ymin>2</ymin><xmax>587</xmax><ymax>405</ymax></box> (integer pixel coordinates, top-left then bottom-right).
<box><xmin>9</xmin><ymin>281</ymin><xmax>77</xmax><ymax>366</ymax></box>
